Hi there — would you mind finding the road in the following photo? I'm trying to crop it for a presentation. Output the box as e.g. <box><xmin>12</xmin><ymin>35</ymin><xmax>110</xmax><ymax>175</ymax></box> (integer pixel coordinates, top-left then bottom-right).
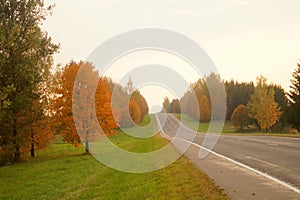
<box><xmin>155</xmin><ymin>113</ymin><xmax>300</xmax><ymax>199</ymax></box>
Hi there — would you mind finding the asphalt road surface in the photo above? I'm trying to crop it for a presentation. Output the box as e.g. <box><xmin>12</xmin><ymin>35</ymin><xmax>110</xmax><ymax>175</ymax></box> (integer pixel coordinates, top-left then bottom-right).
<box><xmin>155</xmin><ymin>113</ymin><xmax>300</xmax><ymax>198</ymax></box>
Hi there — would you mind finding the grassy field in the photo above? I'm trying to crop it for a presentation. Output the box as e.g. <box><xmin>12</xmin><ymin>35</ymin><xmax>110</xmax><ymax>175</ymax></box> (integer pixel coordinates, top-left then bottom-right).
<box><xmin>173</xmin><ymin>114</ymin><xmax>235</xmax><ymax>133</ymax></box>
<box><xmin>174</xmin><ymin>114</ymin><xmax>300</xmax><ymax>138</ymax></box>
<box><xmin>0</xmin><ymin>116</ymin><xmax>228</xmax><ymax>200</ymax></box>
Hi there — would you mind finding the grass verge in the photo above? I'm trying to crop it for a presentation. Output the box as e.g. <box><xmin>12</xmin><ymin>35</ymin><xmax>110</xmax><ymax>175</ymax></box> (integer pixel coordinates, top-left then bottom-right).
<box><xmin>0</xmin><ymin>115</ymin><xmax>228</xmax><ymax>200</ymax></box>
<box><xmin>174</xmin><ymin>113</ymin><xmax>300</xmax><ymax>138</ymax></box>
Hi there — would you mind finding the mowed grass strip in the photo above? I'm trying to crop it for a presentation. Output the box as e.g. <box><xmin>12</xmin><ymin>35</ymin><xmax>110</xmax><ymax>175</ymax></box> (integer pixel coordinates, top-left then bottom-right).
<box><xmin>0</xmin><ymin>116</ymin><xmax>228</xmax><ymax>200</ymax></box>
<box><xmin>174</xmin><ymin>113</ymin><xmax>300</xmax><ymax>138</ymax></box>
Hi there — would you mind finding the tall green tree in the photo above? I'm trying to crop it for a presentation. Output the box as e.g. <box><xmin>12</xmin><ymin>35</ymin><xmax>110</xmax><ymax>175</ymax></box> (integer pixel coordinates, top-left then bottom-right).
<box><xmin>0</xmin><ymin>85</ymin><xmax>15</xmax><ymax>110</ymax></box>
<box><xmin>225</xmin><ymin>80</ymin><xmax>254</xmax><ymax>120</ymax></box>
<box><xmin>248</xmin><ymin>76</ymin><xmax>281</xmax><ymax>131</ymax></box>
<box><xmin>269</xmin><ymin>84</ymin><xmax>288</xmax><ymax>130</ymax></box>
<box><xmin>287</xmin><ymin>63</ymin><xmax>300</xmax><ymax>132</ymax></box>
<box><xmin>0</xmin><ymin>0</ymin><xmax>58</xmax><ymax>162</ymax></box>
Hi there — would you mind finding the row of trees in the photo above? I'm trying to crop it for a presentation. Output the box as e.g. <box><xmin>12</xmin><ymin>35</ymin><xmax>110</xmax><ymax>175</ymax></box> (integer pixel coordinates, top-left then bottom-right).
<box><xmin>0</xmin><ymin>58</ymin><xmax>149</xmax><ymax>163</ymax></box>
<box><xmin>162</xmin><ymin>98</ymin><xmax>180</xmax><ymax>114</ymax></box>
<box><xmin>225</xmin><ymin>79</ymin><xmax>288</xmax><ymax>130</ymax></box>
<box><xmin>163</xmin><ymin>66</ymin><xmax>300</xmax><ymax>132</ymax></box>
<box><xmin>0</xmin><ymin>0</ymin><xmax>149</xmax><ymax>163</ymax></box>
<box><xmin>231</xmin><ymin>76</ymin><xmax>282</xmax><ymax>131</ymax></box>
<box><xmin>163</xmin><ymin>73</ymin><xmax>223</xmax><ymax>122</ymax></box>
<box><xmin>53</xmin><ymin>62</ymin><xmax>149</xmax><ymax>152</ymax></box>
<box><xmin>108</xmin><ymin>77</ymin><xmax>149</xmax><ymax>128</ymax></box>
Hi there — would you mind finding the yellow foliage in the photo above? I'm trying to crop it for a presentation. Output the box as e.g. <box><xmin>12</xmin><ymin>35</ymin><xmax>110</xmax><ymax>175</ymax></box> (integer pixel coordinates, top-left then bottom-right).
<box><xmin>248</xmin><ymin>76</ymin><xmax>282</xmax><ymax>131</ymax></box>
<box><xmin>198</xmin><ymin>95</ymin><xmax>211</xmax><ymax>122</ymax></box>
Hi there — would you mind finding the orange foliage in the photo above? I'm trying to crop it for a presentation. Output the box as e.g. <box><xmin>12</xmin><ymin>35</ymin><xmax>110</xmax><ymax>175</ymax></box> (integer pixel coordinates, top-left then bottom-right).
<box><xmin>53</xmin><ymin>61</ymin><xmax>118</xmax><ymax>147</ymax></box>
<box><xmin>95</xmin><ymin>78</ymin><xmax>118</xmax><ymax>135</ymax></box>
<box><xmin>53</xmin><ymin>62</ymin><xmax>80</xmax><ymax>146</ymax></box>
<box><xmin>198</xmin><ymin>95</ymin><xmax>211</xmax><ymax>122</ymax></box>
<box><xmin>108</xmin><ymin>80</ymin><xmax>148</xmax><ymax>128</ymax></box>
<box><xmin>129</xmin><ymin>100</ymin><xmax>142</xmax><ymax>124</ymax></box>
<box><xmin>30</xmin><ymin>99</ymin><xmax>54</xmax><ymax>154</ymax></box>
<box><xmin>131</xmin><ymin>91</ymin><xmax>149</xmax><ymax>118</ymax></box>
<box><xmin>172</xmin><ymin>99</ymin><xmax>181</xmax><ymax>113</ymax></box>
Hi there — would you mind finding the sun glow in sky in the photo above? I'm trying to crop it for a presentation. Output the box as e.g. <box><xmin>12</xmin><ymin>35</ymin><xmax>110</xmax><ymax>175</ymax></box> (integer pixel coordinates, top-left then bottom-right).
<box><xmin>43</xmin><ymin>0</ymin><xmax>300</xmax><ymax>112</ymax></box>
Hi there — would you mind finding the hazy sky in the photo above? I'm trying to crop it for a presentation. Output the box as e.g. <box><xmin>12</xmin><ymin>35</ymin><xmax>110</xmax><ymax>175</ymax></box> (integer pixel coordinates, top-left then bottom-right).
<box><xmin>43</xmin><ymin>0</ymin><xmax>300</xmax><ymax>112</ymax></box>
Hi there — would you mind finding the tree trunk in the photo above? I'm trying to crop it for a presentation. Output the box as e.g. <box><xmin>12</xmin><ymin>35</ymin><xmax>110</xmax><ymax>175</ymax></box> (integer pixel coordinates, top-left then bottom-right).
<box><xmin>85</xmin><ymin>140</ymin><xmax>89</xmax><ymax>153</ymax></box>
<box><xmin>30</xmin><ymin>127</ymin><xmax>35</xmax><ymax>157</ymax></box>
<box><xmin>13</xmin><ymin>128</ymin><xmax>20</xmax><ymax>162</ymax></box>
<box><xmin>85</xmin><ymin>131</ymin><xmax>89</xmax><ymax>153</ymax></box>
<box><xmin>30</xmin><ymin>144</ymin><xmax>35</xmax><ymax>157</ymax></box>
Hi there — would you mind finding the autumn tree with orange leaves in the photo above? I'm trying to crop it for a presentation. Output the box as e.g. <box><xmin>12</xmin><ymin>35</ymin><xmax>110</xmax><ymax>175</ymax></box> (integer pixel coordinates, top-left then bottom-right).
<box><xmin>29</xmin><ymin>99</ymin><xmax>54</xmax><ymax>157</ymax></box>
<box><xmin>131</xmin><ymin>90</ymin><xmax>149</xmax><ymax>118</ymax></box>
<box><xmin>53</xmin><ymin>62</ymin><xmax>80</xmax><ymax>146</ymax></box>
<box><xmin>171</xmin><ymin>99</ymin><xmax>181</xmax><ymax>113</ymax></box>
<box><xmin>129</xmin><ymin>100</ymin><xmax>142</xmax><ymax>124</ymax></box>
<box><xmin>53</xmin><ymin>61</ymin><xmax>117</xmax><ymax>152</ymax></box>
<box><xmin>108</xmin><ymin>78</ymin><xmax>149</xmax><ymax>128</ymax></box>
<box><xmin>198</xmin><ymin>95</ymin><xmax>211</xmax><ymax>122</ymax></box>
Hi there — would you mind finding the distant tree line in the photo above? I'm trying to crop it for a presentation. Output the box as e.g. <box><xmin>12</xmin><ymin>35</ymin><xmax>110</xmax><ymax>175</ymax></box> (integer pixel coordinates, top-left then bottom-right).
<box><xmin>162</xmin><ymin>98</ymin><xmax>181</xmax><ymax>114</ymax></box>
<box><xmin>163</xmin><ymin>67</ymin><xmax>300</xmax><ymax>133</ymax></box>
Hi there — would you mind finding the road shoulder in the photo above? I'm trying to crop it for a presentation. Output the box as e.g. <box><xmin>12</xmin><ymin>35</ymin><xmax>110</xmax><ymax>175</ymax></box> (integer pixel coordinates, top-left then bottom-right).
<box><xmin>184</xmin><ymin>144</ymin><xmax>300</xmax><ymax>200</ymax></box>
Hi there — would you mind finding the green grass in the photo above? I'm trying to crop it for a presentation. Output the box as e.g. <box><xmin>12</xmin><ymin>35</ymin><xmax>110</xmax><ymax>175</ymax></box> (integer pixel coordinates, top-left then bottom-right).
<box><xmin>139</xmin><ymin>114</ymin><xmax>152</xmax><ymax>126</ymax></box>
<box><xmin>109</xmin><ymin>132</ymin><xmax>167</xmax><ymax>153</ymax></box>
<box><xmin>174</xmin><ymin>114</ymin><xmax>209</xmax><ymax>132</ymax></box>
<box><xmin>174</xmin><ymin>114</ymin><xmax>300</xmax><ymax>138</ymax></box>
<box><xmin>113</xmin><ymin>115</ymin><xmax>157</xmax><ymax>142</ymax></box>
<box><xmin>109</xmin><ymin>115</ymin><xmax>161</xmax><ymax>153</ymax></box>
<box><xmin>0</xmin><ymin>115</ymin><xmax>228</xmax><ymax>200</ymax></box>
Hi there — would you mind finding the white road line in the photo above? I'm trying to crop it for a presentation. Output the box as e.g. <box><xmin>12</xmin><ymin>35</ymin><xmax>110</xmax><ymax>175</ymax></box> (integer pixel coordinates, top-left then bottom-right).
<box><xmin>245</xmin><ymin>155</ymin><xmax>279</xmax><ymax>167</ymax></box>
<box><xmin>155</xmin><ymin>114</ymin><xmax>300</xmax><ymax>195</ymax></box>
